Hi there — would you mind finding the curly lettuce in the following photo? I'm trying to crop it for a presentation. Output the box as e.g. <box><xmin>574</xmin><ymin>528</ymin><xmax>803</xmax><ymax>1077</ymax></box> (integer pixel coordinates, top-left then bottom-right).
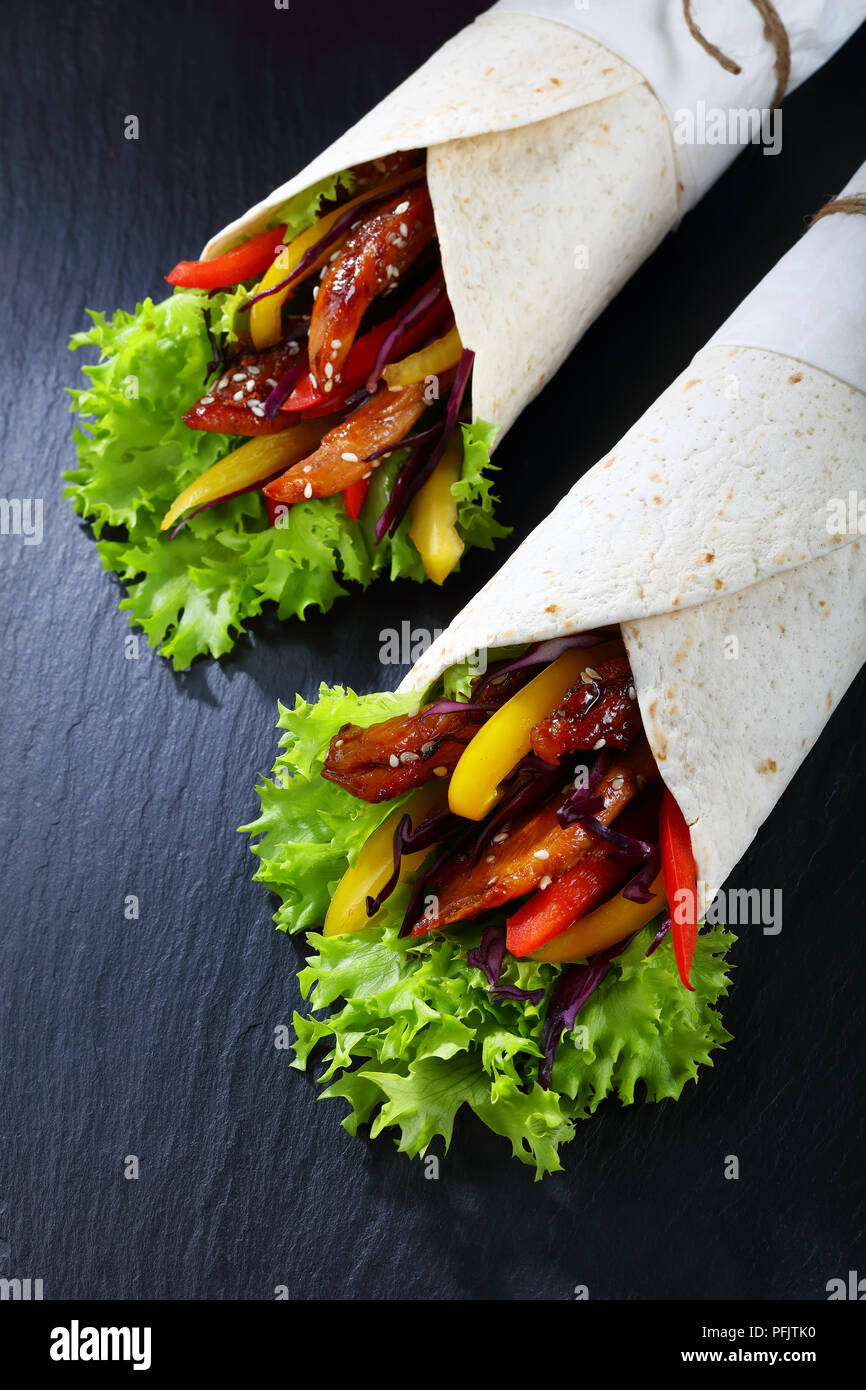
<box><xmin>241</xmin><ymin>684</ymin><xmax>735</xmax><ymax>1178</ymax></box>
<box><xmin>66</xmin><ymin>172</ymin><xmax>507</xmax><ymax>668</ymax></box>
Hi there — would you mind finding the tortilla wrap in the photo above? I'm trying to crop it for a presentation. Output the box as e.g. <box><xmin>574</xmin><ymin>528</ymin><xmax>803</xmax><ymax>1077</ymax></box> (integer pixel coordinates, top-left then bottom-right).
<box><xmin>202</xmin><ymin>2</ymin><xmax>862</xmax><ymax>442</ymax></box>
<box><xmin>398</xmin><ymin>169</ymin><xmax>866</xmax><ymax>911</ymax></box>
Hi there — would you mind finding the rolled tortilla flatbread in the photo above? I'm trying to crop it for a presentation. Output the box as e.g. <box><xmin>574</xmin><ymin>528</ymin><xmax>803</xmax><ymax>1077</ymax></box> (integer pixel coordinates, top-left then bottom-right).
<box><xmin>204</xmin><ymin>1</ymin><xmax>864</xmax><ymax>442</ymax></box>
<box><xmin>400</xmin><ymin>161</ymin><xmax>866</xmax><ymax>911</ymax></box>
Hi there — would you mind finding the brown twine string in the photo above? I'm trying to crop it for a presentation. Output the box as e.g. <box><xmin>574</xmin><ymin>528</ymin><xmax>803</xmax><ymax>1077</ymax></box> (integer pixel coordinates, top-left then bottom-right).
<box><xmin>682</xmin><ymin>0</ymin><xmax>791</xmax><ymax>111</ymax></box>
<box><xmin>808</xmin><ymin>193</ymin><xmax>866</xmax><ymax>228</ymax></box>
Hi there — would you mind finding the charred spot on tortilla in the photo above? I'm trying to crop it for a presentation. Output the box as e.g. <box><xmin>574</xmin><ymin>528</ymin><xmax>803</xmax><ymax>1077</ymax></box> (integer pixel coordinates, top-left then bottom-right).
<box><xmin>788</xmin><ymin>372</ymin><xmax>803</xmax><ymax>384</ymax></box>
<box><xmin>757</xmin><ymin>759</ymin><xmax>777</xmax><ymax>775</ymax></box>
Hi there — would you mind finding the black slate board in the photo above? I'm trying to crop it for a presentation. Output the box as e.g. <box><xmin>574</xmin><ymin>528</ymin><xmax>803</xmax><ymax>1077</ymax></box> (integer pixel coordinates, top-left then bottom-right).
<box><xmin>1</xmin><ymin>0</ymin><xmax>864</xmax><ymax>1301</ymax></box>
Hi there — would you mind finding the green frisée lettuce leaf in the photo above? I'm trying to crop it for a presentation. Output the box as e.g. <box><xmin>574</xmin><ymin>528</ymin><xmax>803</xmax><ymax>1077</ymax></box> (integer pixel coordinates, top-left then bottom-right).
<box><xmin>241</xmin><ymin>683</ymin><xmax>736</xmax><ymax>1177</ymax></box>
<box><xmin>271</xmin><ymin>170</ymin><xmax>357</xmax><ymax>241</ymax></box>
<box><xmin>66</xmin><ymin>170</ymin><xmax>507</xmax><ymax>669</ymax></box>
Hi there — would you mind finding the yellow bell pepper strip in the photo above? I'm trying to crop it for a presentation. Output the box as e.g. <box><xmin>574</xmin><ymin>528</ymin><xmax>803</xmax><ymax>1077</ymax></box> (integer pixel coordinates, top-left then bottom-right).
<box><xmin>382</xmin><ymin>324</ymin><xmax>463</xmax><ymax>388</ymax></box>
<box><xmin>447</xmin><ymin>641</ymin><xmax>625</xmax><ymax>822</ymax></box>
<box><xmin>408</xmin><ymin>429</ymin><xmax>464</xmax><ymax>584</ymax></box>
<box><xmin>659</xmin><ymin>787</ymin><xmax>698</xmax><ymax>990</ymax></box>
<box><xmin>323</xmin><ymin>780</ymin><xmax>448</xmax><ymax>937</ymax></box>
<box><xmin>250</xmin><ymin>168</ymin><xmax>417</xmax><ymax>351</ymax></box>
<box><xmin>530</xmin><ymin>872</ymin><xmax>666</xmax><ymax>963</ymax></box>
<box><xmin>160</xmin><ymin>417</ymin><xmax>331</xmax><ymax>533</ymax></box>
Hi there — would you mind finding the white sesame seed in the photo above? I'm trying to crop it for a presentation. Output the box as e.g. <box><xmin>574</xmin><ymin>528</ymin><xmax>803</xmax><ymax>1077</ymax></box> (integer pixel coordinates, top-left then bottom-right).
<box><xmin>302</xmin><ymin>464</ymin><xmax>312</xmax><ymax>473</ymax></box>
<box><xmin>399</xmin><ymin>222</ymin><xmax>408</xmax><ymax>237</ymax></box>
<box><xmin>303</xmin><ymin>482</ymin><xmax>313</xmax><ymax>499</ymax></box>
<box><xmin>362</xmin><ymin>471</ymin><xmax>371</xmax><ymax>480</ymax></box>
<box><xmin>200</xmin><ymin>395</ymin><xmax>214</xmax><ymax>405</ymax></box>
<box><xmin>628</xmin><ymin>686</ymin><xmax>636</xmax><ymax>700</ymax></box>
<box><xmin>486</xmin><ymin>855</ymin><xmax>495</xmax><ymax>864</ymax></box>
<box><xmin>218</xmin><ymin>375</ymin><xmax>229</xmax><ymax>390</ymax></box>
<box><xmin>323</xmin><ymin>380</ymin><xmax>333</xmax><ymax>393</ymax></box>
<box><xmin>400</xmin><ymin>751</ymin><xmax>419</xmax><ymax>764</ymax></box>
<box><xmin>248</xmin><ymin>365</ymin><xmax>260</xmax><ymax>375</ymax></box>
<box><xmin>331</xmin><ymin>339</ymin><xmax>342</xmax><ymax>349</ymax></box>
<box><xmin>232</xmin><ymin>372</ymin><xmax>245</xmax><ymax>381</ymax></box>
<box><xmin>196</xmin><ymin>406</ymin><xmax>205</xmax><ymax>415</ymax></box>
<box><xmin>420</xmin><ymin>741</ymin><xmax>435</xmax><ymax>756</ymax></box>
<box><xmin>539</xmin><ymin>876</ymin><xmax>552</xmax><ymax>891</ymax></box>
<box><xmin>324</xmin><ymin>362</ymin><xmax>334</xmax><ymax>379</ymax></box>
<box><xmin>533</xmin><ymin>849</ymin><xmax>550</xmax><ymax>860</ymax></box>
<box><xmin>394</xmin><ymin>200</ymin><xmax>410</xmax><ymax>215</ymax></box>
<box><xmin>341</xmin><ymin>452</ymin><xmax>359</xmax><ymax>463</ymax></box>
<box><xmin>288</xmin><ymin>342</ymin><xmax>299</xmax><ymax>354</ymax></box>
<box><xmin>249</xmin><ymin>402</ymin><xmax>265</xmax><ymax>416</ymax></box>
<box><xmin>245</xmin><ymin>378</ymin><xmax>256</xmax><ymax>390</ymax></box>
<box><xmin>233</xmin><ymin>390</ymin><xmax>244</xmax><ymax>402</ymax></box>
<box><xmin>493</xmin><ymin>831</ymin><xmax>509</xmax><ymax>843</ymax></box>
<box><xmin>335</xmin><ymin>739</ymin><xmax>344</xmax><ymax>748</ymax></box>
<box><xmin>265</xmin><ymin>378</ymin><xmax>278</xmax><ymax>388</ymax></box>
<box><xmin>312</xmin><ymin>285</ymin><xmax>318</xmax><ymax>299</ymax></box>
<box><xmin>584</xmin><ymin>667</ymin><xmax>600</xmax><ymax>680</ymax></box>
<box><xmin>388</xmin><ymin>754</ymin><xmax>400</xmax><ymax>768</ymax></box>
<box><xmin>593</xmin><ymin>738</ymin><xmax>606</xmax><ymax>750</ymax></box>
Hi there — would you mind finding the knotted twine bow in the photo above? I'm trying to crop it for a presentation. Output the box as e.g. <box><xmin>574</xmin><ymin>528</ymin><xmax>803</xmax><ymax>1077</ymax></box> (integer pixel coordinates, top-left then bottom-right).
<box><xmin>682</xmin><ymin>0</ymin><xmax>791</xmax><ymax>110</ymax></box>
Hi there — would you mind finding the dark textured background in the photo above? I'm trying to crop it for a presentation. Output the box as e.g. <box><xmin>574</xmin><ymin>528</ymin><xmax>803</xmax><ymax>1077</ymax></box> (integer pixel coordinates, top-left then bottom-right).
<box><xmin>1</xmin><ymin>0</ymin><xmax>864</xmax><ymax>1301</ymax></box>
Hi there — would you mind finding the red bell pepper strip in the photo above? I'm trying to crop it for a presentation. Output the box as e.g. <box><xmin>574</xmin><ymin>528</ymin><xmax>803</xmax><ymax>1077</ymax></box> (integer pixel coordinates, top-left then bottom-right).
<box><xmin>507</xmin><ymin>845</ymin><xmax>629</xmax><ymax>957</ymax></box>
<box><xmin>506</xmin><ymin>792</ymin><xmax>660</xmax><ymax>957</ymax></box>
<box><xmin>283</xmin><ymin>277</ymin><xmax>449</xmax><ymax>416</ymax></box>
<box><xmin>342</xmin><ymin>478</ymin><xmax>370</xmax><ymax>521</ymax></box>
<box><xmin>166</xmin><ymin>226</ymin><xmax>288</xmax><ymax>290</ymax></box>
<box><xmin>659</xmin><ymin>787</ymin><xmax>697</xmax><ymax>990</ymax></box>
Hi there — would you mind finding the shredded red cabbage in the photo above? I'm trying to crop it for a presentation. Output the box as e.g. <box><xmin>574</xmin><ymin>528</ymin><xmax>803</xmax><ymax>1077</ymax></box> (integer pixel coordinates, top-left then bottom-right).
<box><xmin>471</xmin><ymin>631</ymin><xmax>617</xmax><ymax>702</ymax></box>
<box><xmin>243</xmin><ymin>174</ymin><xmax>426</xmax><ymax>312</ymax></box>
<box><xmin>365</xmin><ymin>273</ymin><xmax>447</xmax><ymax>392</ymax></box>
<box><xmin>365</xmin><ymin>807</ymin><xmax>458</xmax><ymax>919</ymax></box>
<box><xmin>263</xmin><ymin>361</ymin><xmax>307</xmax><ymax>419</ymax></box>
<box><xmin>375</xmin><ymin>348</ymin><xmax>474</xmax><ymax>542</ymax></box>
<box><xmin>645</xmin><ymin>913</ymin><xmax>672</xmax><ymax>956</ymax></box>
<box><xmin>364</xmin><ymin>423</ymin><xmax>441</xmax><ymax>464</ymax></box>
<box><xmin>466</xmin><ymin>924</ymin><xmax>507</xmax><ymax>987</ymax></box>
<box><xmin>622</xmin><ymin>848</ymin><xmax>661</xmax><ymax>903</ymax></box>
<box><xmin>466</xmin><ymin>925</ymin><xmax>546</xmax><ymax>1005</ymax></box>
<box><xmin>470</xmin><ymin>755</ymin><xmax>561</xmax><ymax>867</ymax></box>
<box><xmin>539</xmin><ymin>934</ymin><xmax>633</xmax><ymax>1089</ymax></box>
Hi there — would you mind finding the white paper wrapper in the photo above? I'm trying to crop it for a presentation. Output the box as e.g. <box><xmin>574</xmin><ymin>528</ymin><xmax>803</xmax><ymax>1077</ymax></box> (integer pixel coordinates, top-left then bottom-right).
<box><xmin>709</xmin><ymin>161</ymin><xmax>866</xmax><ymax>391</ymax></box>
<box><xmin>401</xmin><ymin>168</ymin><xmax>866</xmax><ymax>907</ymax></box>
<box><xmin>494</xmin><ymin>0</ymin><xmax>866</xmax><ymax>209</ymax></box>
